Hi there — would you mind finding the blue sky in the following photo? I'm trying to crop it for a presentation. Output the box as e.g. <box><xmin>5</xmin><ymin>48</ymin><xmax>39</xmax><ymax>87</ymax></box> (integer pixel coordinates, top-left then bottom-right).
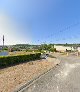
<box><xmin>0</xmin><ymin>0</ymin><xmax>80</xmax><ymax>45</ymax></box>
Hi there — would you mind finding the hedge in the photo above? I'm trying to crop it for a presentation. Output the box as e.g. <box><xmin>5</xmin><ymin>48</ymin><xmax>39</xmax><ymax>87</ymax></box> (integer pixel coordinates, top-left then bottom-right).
<box><xmin>0</xmin><ymin>53</ymin><xmax>41</xmax><ymax>67</ymax></box>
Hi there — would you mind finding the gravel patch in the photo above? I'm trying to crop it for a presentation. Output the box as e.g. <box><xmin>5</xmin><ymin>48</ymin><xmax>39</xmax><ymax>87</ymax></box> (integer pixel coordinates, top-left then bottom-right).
<box><xmin>0</xmin><ymin>57</ymin><xmax>60</xmax><ymax>92</ymax></box>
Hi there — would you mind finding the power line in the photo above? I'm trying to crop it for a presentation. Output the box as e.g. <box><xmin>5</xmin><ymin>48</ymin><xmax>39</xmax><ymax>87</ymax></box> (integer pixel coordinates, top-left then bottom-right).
<box><xmin>37</xmin><ymin>21</ymin><xmax>80</xmax><ymax>44</ymax></box>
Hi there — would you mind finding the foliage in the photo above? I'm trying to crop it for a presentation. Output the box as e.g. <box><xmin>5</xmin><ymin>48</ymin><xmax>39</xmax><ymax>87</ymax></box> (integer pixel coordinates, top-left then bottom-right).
<box><xmin>0</xmin><ymin>53</ymin><xmax>41</xmax><ymax>67</ymax></box>
<box><xmin>39</xmin><ymin>44</ymin><xmax>54</xmax><ymax>51</ymax></box>
<box><xmin>49</xmin><ymin>48</ymin><xmax>56</xmax><ymax>52</ymax></box>
<box><xmin>13</xmin><ymin>44</ymin><xmax>40</xmax><ymax>50</ymax></box>
<box><xmin>55</xmin><ymin>44</ymin><xmax>80</xmax><ymax>47</ymax></box>
<box><xmin>10</xmin><ymin>47</ymin><xmax>21</xmax><ymax>52</ymax></box>
<box><xmin>3</xmin><ymin>47</ymin><xmax>8</xmax><ymax>51</ymax></box>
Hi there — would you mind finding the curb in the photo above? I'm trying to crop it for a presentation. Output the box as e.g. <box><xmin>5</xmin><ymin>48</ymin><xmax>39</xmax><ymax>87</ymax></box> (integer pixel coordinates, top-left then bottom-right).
<box><xmin>14</xmin><ymin>59</ymin><xmax>60</xmax><ymax>92</ymax></box>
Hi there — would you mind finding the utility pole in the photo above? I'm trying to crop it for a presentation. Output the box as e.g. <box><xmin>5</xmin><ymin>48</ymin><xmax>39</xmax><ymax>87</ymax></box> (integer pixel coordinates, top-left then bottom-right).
<box><xmin>3</xmin><ymin>35</ymin><xmax>4</xmax><ymax>50</ymax></box>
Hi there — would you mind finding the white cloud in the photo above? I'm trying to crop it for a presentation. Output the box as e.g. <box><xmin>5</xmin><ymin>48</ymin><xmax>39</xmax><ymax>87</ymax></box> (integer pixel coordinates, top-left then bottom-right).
<box><xmin>0</xmin><ymin>12</ymin><xmax>32</xmax><ymax>45</ymax></box>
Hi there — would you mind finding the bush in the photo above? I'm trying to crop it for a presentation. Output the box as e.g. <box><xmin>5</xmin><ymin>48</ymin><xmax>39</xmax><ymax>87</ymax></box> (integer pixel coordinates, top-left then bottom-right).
<box><xmin>49</xmin><ymin>48</ymin><xmax>56</xmax><ymax>52</ymax></box>
<box><xmin>0</xmin><ymin>53</ymin><xmax>41</xmax><ymax>67</ymax></box>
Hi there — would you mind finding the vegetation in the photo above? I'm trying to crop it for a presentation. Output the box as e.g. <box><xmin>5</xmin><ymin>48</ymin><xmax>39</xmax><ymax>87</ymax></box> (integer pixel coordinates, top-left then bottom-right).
<box><xmin>38</xmin><ymin>44</ymin><xmax>56</xmax><ymax>52</ymax></box>
<box><xmin>55</xmin><ymin>43</ymin><xmax>80</xmax><ymax>47</ymax></box>
<box><xmin>49</xmin><ymin>48</ymin><xmax>56</xmax><ymax>52</ymax></box>
<box><xmin>7</xmin><ymin>44</ymin><xmax>56</xmax><ymax>53</ymax></box>
<box><xmin>0</xmin><ymin>53</ymin><xmax>41</xmax><ymax>68</ymax></box>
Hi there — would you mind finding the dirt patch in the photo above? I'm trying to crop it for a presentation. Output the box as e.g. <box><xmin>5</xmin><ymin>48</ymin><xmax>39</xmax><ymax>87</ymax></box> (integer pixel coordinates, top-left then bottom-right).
<box><xmin>0</xmin><ymin>58</ymin><xmax>60</xmax><ymax>92</ymax></box>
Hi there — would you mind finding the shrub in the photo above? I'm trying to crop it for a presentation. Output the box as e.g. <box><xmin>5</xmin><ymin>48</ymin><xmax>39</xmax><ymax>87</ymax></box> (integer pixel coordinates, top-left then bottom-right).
<box><xmin>0</xmin><ymin>53</ymin><xmax>41</xmax><ymax>67</ymax></box>
<box><xmin>49</xmin><ymin>48</ymin><xmax>56</xmax><ymax>52</ymax></box>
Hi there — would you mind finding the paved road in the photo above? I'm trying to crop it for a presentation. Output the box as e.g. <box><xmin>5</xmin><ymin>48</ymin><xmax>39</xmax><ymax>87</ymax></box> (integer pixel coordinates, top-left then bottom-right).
<box><xmin>19</xmin><ymin>54</ymin><xmax>80</xmax><ymax>92</ymax></box>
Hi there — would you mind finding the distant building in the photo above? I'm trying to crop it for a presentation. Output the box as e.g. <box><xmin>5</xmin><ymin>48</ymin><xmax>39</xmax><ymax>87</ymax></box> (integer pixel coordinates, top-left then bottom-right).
<box><xmin>54</xmin><ymin>45</ymin><xmax>74</xmax><ymax>52</ymax></box>
<box><xmin>77</xmin><ymin>47</ymin><xmax>80</xmax><ymax>52</ymax></box>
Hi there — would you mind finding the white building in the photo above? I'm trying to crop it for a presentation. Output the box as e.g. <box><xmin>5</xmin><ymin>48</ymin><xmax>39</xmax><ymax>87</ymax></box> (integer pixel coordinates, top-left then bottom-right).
<box><xmin>54</xmin><ymin>45</ymin><xmax>74</xmax><ymax>52</ymax></box>
<box><xmin>77</xmin><ymin>47</ymin><xmax>80</xmax><ymax>52</ymax></box>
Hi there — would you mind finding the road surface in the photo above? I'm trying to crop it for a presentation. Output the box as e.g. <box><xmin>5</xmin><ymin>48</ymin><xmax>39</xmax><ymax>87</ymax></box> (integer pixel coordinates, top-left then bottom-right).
<box><xmin>19</xmin><ymin>53</ymin><xmax>80</xmax><ymax>92</ymax></box>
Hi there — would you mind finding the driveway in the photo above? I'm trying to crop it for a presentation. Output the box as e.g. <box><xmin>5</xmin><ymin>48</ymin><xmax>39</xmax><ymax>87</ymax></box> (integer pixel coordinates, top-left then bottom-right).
<box><xmin>19</xmin><ymin>53</ymin><xmax>80</xmax><ymax>92</ymax></box>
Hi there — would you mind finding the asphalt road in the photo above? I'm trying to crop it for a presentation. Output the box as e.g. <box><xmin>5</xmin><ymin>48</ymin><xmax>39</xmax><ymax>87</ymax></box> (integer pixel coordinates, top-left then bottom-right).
<box><xmin>19</xmin><ymin>53</ymin><xmax>80</xmax><ymax>92</ymax></box>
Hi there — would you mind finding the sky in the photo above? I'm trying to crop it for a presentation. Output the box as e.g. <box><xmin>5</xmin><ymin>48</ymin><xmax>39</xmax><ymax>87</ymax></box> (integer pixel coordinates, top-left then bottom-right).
<box><xmin>0</xmin><ymin>0</ymin><xmax>80</xmax><ymax>45</ymax></box>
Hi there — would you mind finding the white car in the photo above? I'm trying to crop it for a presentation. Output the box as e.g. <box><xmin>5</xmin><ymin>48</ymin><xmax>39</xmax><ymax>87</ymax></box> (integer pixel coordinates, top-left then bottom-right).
<box><xmin>40</xmin><ymin>54</ymin><xmax>47</xmax><ymax>59</ymax></box>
